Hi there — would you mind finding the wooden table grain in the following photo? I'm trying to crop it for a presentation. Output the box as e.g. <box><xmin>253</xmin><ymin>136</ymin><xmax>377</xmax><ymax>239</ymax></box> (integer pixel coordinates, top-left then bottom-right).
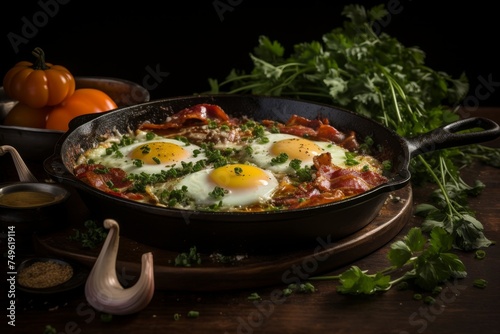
<box><xmin>2</xmin><ymin>108</ymin><xmax>500</xmax><ymax>334</ymax></box>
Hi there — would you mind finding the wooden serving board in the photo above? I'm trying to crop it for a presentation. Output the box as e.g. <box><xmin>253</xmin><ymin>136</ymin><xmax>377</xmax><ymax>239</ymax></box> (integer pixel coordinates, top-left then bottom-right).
<box><xmin>34</xmin><ymin>184</ymin><xmax>412</xmax><ymax>291</ymax></box>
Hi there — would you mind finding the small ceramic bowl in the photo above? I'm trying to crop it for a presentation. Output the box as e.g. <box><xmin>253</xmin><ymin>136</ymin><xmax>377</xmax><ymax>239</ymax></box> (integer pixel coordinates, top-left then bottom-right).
<box><xmin>0</xmin><ymin>182</ymin><xmax>71</xmax><ymax>233</ymax></box>
<box><xmin>0</xmin><ymin>76</ymin><xmax>150</xmax><ymax>161</ymax></box>
<box><xmin>16</xmin><ymin>257</ymin><xmax>89</xmax><ymax>295</ymax></box>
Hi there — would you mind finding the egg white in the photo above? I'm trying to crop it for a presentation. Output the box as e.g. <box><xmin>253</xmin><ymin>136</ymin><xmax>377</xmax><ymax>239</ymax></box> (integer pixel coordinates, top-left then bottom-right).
<box><xmin>85</xmin><ymin>135</ymin><xmax>205</xmax><ymax>175</ymax></box>
<box><xmin>174</xmin><ymin>164</ymin><xmax>279</xmax><ymax>208</ymax></box>
<box><xmin>247</xmin><ymin>133</ymin><xmax>348</xmax><ymax>173</ymax></box>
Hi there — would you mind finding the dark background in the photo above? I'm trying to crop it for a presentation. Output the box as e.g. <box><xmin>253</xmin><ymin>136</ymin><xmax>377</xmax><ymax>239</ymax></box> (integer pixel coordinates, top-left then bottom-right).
<box><xmin>1</xmin><ymin>0</ymin><xmax>499</xmax><ymax>107</ymax></box>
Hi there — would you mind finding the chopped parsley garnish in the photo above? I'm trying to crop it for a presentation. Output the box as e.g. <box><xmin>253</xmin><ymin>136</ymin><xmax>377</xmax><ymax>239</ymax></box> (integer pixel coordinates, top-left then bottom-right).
<box><xmin>187</xmin><ymin>311</ymin><xmax>200</xmax><ymax>318</ymax></box>
<box><xmin>234</xmin><ymin>166</ymin><xmax>243</xmax><ymax>175</ymax></box>
<box><xmin>201</xmin><ymin>143</ymin><xmax>235</xmax><ymax>168</ymax></box>
<box><xmin>289</xmin><ymin>159</ymin><xmax>313</xmax><ymax>182</ymax></box>
<box><xmin>345</xmin><ymin>152</ymin><xmax>360</xmax><ymax>166</ymax></box>
<box><xmin>113</xmin><ymin>150</ymin><xmax>124</xmax><ymax>158</ymax></box>
<box><xmin>140</xmin><ymin>144</ymin><xmax>150</xmax><ymax>154</ymax></box>
<box><xmin>175</xmin><ymin>136</ymin><xmax>190</xmax><ymax>145</ymax></box>
<box><xmin>105</xmin><ymin>143</ymin><xmax>121</xmax><ymax>156</ymax></box>
<box><xmin>105</xmin><ymin>180</ymin><xmax>117</xmax><ymax>191</ymax></box>
<box><xmin>473</xmin><ymin>279</ymin><xmax>487</xmax><ymax>289</ymax></box>
<box><xmin>244</xmin><ymin>145</ymin><xmax>253</xmax><ymax>156</ymax></box>
<box><xmin>93</xmin><ymin>167</ymin><xmax>110</xmax><ymax>174</ymax></box>
<box><xmin>120</xmin><ymin>135</ymin><xmax>133</xmax><ymax>146</ymax></box>
<box><xmin>358</xmin><ymin>136</ymin><xmax>375</xmax><ymax>154</ymax></box>
<box><xmin>382</xmin><ymin>160</ymin><xmax>392</xmax><ymax>171</ymax></box>
<box><xmin>243</xmin><ymin>120</ymin><xmax>256</xmax><ymax>129</ymax></box>
<box><xmin>247</xmin><ymin>292</ymin><xmax>261</xmax><ymax>300</ymax></box>
<box><xmin>271</xmin><ymin>152</ymin><xmax>288</xmax><ymax>165</ymax></box>
<box><xmin>160</xmin><ymin>186</ymin><xmax>190</xmax><ymax>207</ymax></box>
<box><xmin>283</xmin><ymin>282</ymin><xmax>316</xmax><ymax>296</ymax></box>
<box><xmin>270</xmin><ymin>125</ymin><xmax>280</xmax><ymax>133</ymax></box>
<box><xmin>207</xmin><ymin>201</ymin><xmax>223</xmax><ymax>211</ymax></box>
<box><xmin>252</xmin><ymin>124</ymin><xmax>268</xmax><ymax>143</ymax></box>
<box><xmin>207</xmin><ymin>119</ymin><xmax>218</xmax><ymax>129</ymax></box>
<box><xmin>209</xmin><ymin>186</ymin><xmax>228</xmax><ymax>199</ymax></box>
<box><xmin>68</xmin><ymin>220</ymin><xmax>108</xmax><ymax>249</ymax></box>
<box><xmin>174</xmin><ymin>246</ymin><xmax>201</xmax><ymax>267</ymax></box>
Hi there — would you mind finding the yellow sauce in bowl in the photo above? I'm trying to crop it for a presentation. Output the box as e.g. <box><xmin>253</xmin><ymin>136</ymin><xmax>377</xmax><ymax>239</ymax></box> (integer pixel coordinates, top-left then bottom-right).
<box><xmin>0</xmin><ymin>190</ymin><xmax>58</xmax><ymax>208</ymax></box>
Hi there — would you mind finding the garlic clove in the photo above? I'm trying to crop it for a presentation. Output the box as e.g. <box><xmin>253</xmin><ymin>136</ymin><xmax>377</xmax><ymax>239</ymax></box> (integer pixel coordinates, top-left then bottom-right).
<box><xmin>85</xmin><ymin>219</ymin><xmax>155</xmax><ymax>315</ymax></box>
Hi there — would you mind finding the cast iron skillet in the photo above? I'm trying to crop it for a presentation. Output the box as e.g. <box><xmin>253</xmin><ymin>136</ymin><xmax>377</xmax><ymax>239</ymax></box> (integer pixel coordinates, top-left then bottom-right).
<box><xmin>44</xmin><ymin>95</ymin><xmax>500</xmax><ymax>253</ymax></box>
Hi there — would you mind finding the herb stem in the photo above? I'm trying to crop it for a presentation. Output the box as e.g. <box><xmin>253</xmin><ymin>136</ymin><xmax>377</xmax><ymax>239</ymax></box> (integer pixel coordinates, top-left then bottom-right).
<box><xmin>308</xmin><ymin>274</ymin><xmax>341</xmax><ymax>281</ymax></box>
<box><xmin>418</xmin><ymin>154</ymin><xmax>458</xmax><ymax>217</ymax></box>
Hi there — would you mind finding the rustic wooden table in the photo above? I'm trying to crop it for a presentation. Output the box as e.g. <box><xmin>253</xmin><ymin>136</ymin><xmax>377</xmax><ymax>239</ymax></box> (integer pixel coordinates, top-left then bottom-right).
<box><xmin>2</xmin><ymin>108</ymin><xmax>500</xmax><ymax>334</ymax></box>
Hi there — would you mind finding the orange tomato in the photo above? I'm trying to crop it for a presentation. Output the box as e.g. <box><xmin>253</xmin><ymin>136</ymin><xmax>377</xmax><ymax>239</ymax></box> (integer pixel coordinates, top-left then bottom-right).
<box><xmin>45</xmin><ymin>88</ymin><xmax>118</xmax><ymax>131</ymax></box>
<box><xmin>2</xmin><ymin>102</ymin><xmax>52</xmax><ymax>128</ymax></box>
<box><xmin>3</xmin><ymin>47</ymin><xmax>75</xmax><ymax>109</ymax></box>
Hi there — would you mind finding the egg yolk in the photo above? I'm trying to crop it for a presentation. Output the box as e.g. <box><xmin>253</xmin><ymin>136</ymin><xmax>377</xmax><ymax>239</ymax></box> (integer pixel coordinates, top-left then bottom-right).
<box><xmin>210</xmin><ymin>164</ymin><xmax>271</xmax><ymax>190</ymax></box>
<box><xmin>270</xmin><ymin>138</ymin><xmax>323</xmax><ymax>161</ymax></box>
<box><xmin>129</xmin><ymin>142</ymin><xmax>188</xmax><ymax>164</ymax></box>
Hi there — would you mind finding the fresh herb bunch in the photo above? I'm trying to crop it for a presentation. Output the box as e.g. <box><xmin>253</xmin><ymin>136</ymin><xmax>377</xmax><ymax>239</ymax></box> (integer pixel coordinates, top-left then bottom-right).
<box><xmin>310</xmin><ymin>226</ymin><xmax>466</xmax><ymax>294</ymax></box>
<box><xmin>207</xmin><ymin>4</ymin><xmax>499</xmax><ymax>251</ymax></box>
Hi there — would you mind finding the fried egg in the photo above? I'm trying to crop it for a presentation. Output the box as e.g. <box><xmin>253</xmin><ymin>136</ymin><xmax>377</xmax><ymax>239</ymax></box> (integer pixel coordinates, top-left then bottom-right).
<box><xmin>247</xmin><ymin>133</ymin><xmax>348</xmax><ymax>173</ymax></box>
<box><xmin>174</xmin><ymin>163</ymin><xmax>279</xmax><ymax>208</ymax></box>
<box><xmin>85</xmin><ymin>135</ymin><xmax>205</xmax><ymax>175</ymax></box>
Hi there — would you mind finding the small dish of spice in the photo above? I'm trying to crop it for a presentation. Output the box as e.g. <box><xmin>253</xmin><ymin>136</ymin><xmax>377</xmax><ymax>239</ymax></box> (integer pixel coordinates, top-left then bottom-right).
<box><xmin>17</xmin><ymin>257</ymin><xmax>89</xmax><ymax>295</ymax></box>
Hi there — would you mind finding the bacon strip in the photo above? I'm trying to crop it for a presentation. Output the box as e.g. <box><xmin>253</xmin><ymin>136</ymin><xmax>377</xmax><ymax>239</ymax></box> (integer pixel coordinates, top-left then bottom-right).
<box><xmin>313</xmin><ymin>153</ymin><xmax>387</xmax><ymax>194</ymax></box>
<box><xmin>74</xmin><ymin>164</ymin><xmax>144</xmax><ymax>200</ymax></box>
<box><xmin>262</xmin><ymin>114</ymin><xmax>354</xmax><ymax>148</ymax></box>
<box><xmin>139</xmin><ymin>103</ymin><xmax>231</xmax><ymax>131</ymax></box>
<box><xmin>272</xmin><ymin>153</ymin><xmax>388</xmax><ymax>209</ymax></box>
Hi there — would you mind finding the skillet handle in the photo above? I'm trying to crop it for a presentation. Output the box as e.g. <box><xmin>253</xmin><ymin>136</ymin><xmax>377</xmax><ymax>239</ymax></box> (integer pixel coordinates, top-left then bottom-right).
<box><xmin>406</xmin><ymin>117</ymin><xmax>500</xmax><ymax>158</ymax></box>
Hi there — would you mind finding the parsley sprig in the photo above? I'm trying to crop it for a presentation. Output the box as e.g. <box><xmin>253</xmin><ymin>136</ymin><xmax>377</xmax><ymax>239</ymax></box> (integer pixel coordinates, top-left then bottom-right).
<box><xmin>310</xmin><ymin>226</ymin><xmax>466</xmax><ymax>294</ymax></box>
<box><xmin>207</xmin><ymin>3</ymin><xmax>499</xmax><ymax>252</ymax></box>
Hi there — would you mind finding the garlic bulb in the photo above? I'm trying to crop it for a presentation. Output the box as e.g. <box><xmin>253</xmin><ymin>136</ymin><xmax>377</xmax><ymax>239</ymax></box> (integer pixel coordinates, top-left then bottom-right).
<box><xmin>85</xmin><ymin>219</ymin><xmax>155</xmax><ymax>315</ymax></box>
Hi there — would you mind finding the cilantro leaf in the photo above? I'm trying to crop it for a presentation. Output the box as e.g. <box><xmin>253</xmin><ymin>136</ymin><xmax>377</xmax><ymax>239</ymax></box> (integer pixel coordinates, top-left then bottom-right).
<box><xmin>388</xmin><ymin>227</ymin><xmax>426</xmax><ymax>267</ymax></box>
<box><xmin>414</xmin><ymin>251</ymin><xmax>466</xmax><ymax>291</ymax></box>
<box><xmin>336</xmin><ymin>266</ymin><xmax>391</xmax><ymax>295</ymax></box>
<box><xmin>387</xmin><ymin>241</ymin><xmax>412</xmax><ymax>268</ymax></box>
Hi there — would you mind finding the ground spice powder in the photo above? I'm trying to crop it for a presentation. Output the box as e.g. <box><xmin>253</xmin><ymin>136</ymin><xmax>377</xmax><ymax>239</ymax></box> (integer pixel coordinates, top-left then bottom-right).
<box><xmin>18</xmin><ymin>261</ymin><xmax>73</xmax><ymax>288</ymax></box>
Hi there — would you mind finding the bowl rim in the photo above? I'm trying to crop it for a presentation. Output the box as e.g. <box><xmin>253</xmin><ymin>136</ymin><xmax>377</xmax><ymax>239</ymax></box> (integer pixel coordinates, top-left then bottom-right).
<box><xmin>0</xmin><ymin>182</ymin><xmax>71</xmax><ymax>209</ymax></box>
